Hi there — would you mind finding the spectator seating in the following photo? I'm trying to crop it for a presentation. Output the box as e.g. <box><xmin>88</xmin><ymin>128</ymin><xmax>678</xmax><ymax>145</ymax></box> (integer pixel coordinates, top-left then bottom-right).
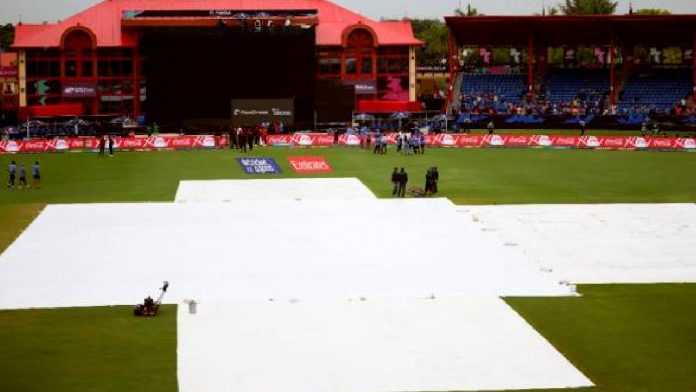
<box><xmin>459</xmin><ymin>74</ymin><xmax>526</xmax><ymax>113</ymax></box>
<box><xmin>542</xmin><ymin>69</ymin><xmax>609</xmax><ymax>105</ymax></box>
<box><xmin>618</xmin><ymin>70</ymin><xmax>692</xmax><ymax>114</ymax></box>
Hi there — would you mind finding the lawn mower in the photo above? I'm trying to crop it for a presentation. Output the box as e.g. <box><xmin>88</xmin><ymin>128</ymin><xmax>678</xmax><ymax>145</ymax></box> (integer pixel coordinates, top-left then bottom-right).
<box><xmin>134</xmin><ymin>281</ymin><xmax>169</xmax><ymax>317</ymax></box>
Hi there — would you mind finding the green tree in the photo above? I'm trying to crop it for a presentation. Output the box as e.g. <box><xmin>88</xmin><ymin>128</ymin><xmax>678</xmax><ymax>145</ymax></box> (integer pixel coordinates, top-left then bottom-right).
<box><xmin>0</xmin><ymin>23</ymin><xmax>15</xmax><ymax>52</ymax></box>
<box><xmin>454</xmin><ymin>4</ymin><xmax>480</xmax><ymax>17</ymax></box>
<box><xmin>634</xmin><ymin>8</ymin><xmax>671</xmax><ymax>15</ymax></box>
<box><xmin>409</xmin><ymin>19</ymin><xmax>449</xmax><ymax>66</ymax></box>
<box><xmin>558</xmin><ymin>0</ymin><xmax>617</xmax><ymax>15</ymax></box>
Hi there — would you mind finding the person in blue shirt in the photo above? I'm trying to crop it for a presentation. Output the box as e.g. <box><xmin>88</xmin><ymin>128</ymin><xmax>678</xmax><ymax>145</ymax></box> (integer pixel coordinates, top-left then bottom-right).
<box><xmin>18</xmin><ymin>164</ymin><xmax>27</xmax><ymax>188</ymax></box>
<box><xmin>32</xmin><ymin>161</ymin><xmax>40</xmax><ymax>189</ymax></box>
<box><xmin>373</xmin><ymin>132</ymin><xmax>382</xmax><ymax>154</ymax></box>
<box><xmin>7</xmin><ymin>160</ymin><xmax>16</xmax><ymax>189</ymax></box>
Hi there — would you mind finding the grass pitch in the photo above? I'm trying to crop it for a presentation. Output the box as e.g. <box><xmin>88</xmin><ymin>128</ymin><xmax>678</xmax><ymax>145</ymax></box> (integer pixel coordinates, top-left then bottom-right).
<box><xmin>1</xmin><ymin>147</ymin><xmax>695</xmax><ymax>205</ymax></box>
<box><xmin>0</xmin><ymin>305</ymin><xmax>177</xmax><ymax>392</ymax></box>
<box><xmin>1</xmin><ymin>146</ymin><xmax>695</xmax><ymax>392</ymax></box>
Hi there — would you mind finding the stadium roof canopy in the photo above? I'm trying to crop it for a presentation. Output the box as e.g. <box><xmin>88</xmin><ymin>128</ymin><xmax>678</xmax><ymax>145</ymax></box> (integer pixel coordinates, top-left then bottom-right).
<box><xmin>445</xmin><ymin>14</ymin><xmax>696</xmax><ymax>47</ymax></box>
<box><xmin>13</xmin><ymin>0</ymin><xmax>421</xmax><ymax>48</ymax></box>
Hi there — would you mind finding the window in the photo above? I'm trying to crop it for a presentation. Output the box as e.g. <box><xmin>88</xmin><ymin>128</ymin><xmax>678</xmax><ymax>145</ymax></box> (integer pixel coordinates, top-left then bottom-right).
<box><xmin>82</xmin><ymin>61</ymin><xmax>93</xmax><ymax>77</ymax></box>
<box><xmin>65</xmin><ymin>60</ymin><xmax>77</xmax><ymax>77</ymax></box>
<box><xmin>361</xmin><ymin>58</ymin><xmax>373</xmax><ymax>74</ymax></box>
<box><xmin>345</xmin><ymin>58</ymin><xmax>357</xmax><ymax>74</ymax></box>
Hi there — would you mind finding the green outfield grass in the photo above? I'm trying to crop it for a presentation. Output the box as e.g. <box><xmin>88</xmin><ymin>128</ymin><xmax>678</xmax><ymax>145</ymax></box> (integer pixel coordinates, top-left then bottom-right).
<box><xmin>2</xmin><ymin>147</ymin><xmax>696</xmax><ymax>205</ymax></box>
<box><xmin>1</xmin><ymin>147</ymin><xmax>695</xmax><ymax>392</ymax></box>
<box><xmin>0</xmin><ymin>305</ymin><xmax>177</xmax><ymax>392</ymax></box>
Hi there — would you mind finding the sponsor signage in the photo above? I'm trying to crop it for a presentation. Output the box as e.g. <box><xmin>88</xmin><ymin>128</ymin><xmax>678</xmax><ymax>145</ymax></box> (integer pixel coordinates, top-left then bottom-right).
<box><xmin>0</xmin><ymin>136</ymin><xmax>224</xmax><ymax>154</ymax></box>
<box><xmin>3</xmin><ymin>135</ymin><xmax>695</xmax><ymax>155</ymax></box>
<box><xmin>0</xmin><ymin>67</ymin><xmax>18</xmax><ymax>78</ymax></box>
<box><xmin>232</xmin><ymin>99</ymin><xmax>294</xmax><ymax>126</ymax></box>
<box><xmin>343</xmin><ymin>79</ymin><xmax>378</xmax><ymax>95</ymax></box>
<box><xmin>62</xmin><ymin>82</ymin><xmax>97</xmax><ymax>98</ymax></box>
<box><xmin>287</xmin><ymin>156</ymin><xmax>332</xmax><ymax>173</ymax></box>
<box><xmin>235</xmin><ymin>157</ymin><xmax>282</xmax><ymax>174</ymax></box>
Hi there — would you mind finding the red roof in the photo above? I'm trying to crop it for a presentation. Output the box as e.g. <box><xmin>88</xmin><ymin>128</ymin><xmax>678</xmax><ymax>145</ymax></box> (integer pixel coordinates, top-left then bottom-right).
<box><xmin>13</xmin><ymin>0</ymin><xmax>421</xmax><ymax>48</ymax></box>
<box><xmin>446</xmin><ymin>14</ymin><xmax>696</xmax><ymax>47</ymax></box>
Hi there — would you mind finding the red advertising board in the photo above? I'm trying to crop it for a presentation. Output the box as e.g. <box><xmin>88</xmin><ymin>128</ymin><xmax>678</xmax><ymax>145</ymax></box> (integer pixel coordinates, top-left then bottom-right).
<box><xmin>0</xmin><ymin>135</ymin><xmax>226</xmax><ymax>154</ymax></box>
<box><xmin>3</xmin><ymin>133</ymin><xmax>695</xmax><ymax>154</ymax></box>
<box><xmin>287</xmin><ymin>156</ymin><xmax>333</xmax><ymax>173</ymax></box>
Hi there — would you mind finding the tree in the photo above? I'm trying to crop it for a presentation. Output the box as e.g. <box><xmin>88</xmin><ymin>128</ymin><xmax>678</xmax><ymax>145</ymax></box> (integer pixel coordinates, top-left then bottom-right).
<box><xmin>0</xmin><ymin>23</ymin><xmax>15</xmax><ymax>52</ymax></box>
<box><xmin>454</xmin><ymin>4</ymin><xmax>480</xmax><ymax>17</ymax></box>
<box><xmin>634</xmin><ymin>8</ymin><xmax>671</xmax><ymax>15</ymax></box>
<box><xmin>409</xmin><ymin>19</ymin><xmax>449</xmax><ymax>66</ymax></box>
<box><xmin>558</xmin><ymin>0</ymin><xmax>617</xmax><ymax>15</ymax></box>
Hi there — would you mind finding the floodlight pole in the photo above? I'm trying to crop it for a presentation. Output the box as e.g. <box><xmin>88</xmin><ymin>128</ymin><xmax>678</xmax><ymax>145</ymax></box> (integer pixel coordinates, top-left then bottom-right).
<box><xmin>692</xmin><ymin>33</ymin><xmax>696</xmax><ymax>96</ymax></box>
<box><xmin>527</xmin><ymin>31</ymin><xmax>534</xmax><ymax>100</ymax></box>
<box><xmin>609</xmin><ymin>36</ymin><xmax>616</xmax><ymax>109</ymax></box>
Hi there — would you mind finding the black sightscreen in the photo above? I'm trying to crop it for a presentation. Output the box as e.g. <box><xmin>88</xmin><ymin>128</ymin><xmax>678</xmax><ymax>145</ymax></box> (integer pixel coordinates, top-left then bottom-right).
<box><xmin>141</xmin><ymin>26</ymin><xmax>316</xmax><ymax>130</ymax></box>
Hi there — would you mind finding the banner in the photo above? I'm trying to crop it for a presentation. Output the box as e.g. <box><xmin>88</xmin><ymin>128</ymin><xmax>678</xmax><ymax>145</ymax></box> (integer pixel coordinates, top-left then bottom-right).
<box><xmin>259</xmin><ymin>133</ymin><xmax>696</xmax><ymax>151</ymax></box>
<box><xmin>231</xmin><ymin>98</ymin><xmax>294</xmax><ymax>126</ymax></box>
<box><xmin>235</xmin><ymin>158</ymin><xmax>282</xmax><ymax>174</ymax></box>
<box><xmin>0</xmin><ymin>135</ymin><xmax>224</xmax><ymax>154</ymax></box>
<box><xmin>3</xmin><ymin>134</ymin><xmax>695</xmax><ymax>154</ymax></box>
<box><xmin>62</xmin><ymin>82</ymin><xmax>97</xmax><ymax>98</ymax></box>
<box><xmin>343</xmin><ymin>79</ymin><xmax>378</xmax><ymax>95</ymax></box>
<box><xmin>287</xmin><ymin>156</ymin><xmax>332</xmax><ymax>173</ymax></box>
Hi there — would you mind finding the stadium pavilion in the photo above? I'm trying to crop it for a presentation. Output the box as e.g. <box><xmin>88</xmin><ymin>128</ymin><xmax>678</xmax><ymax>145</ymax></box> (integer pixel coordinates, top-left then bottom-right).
<box><xmin>12</xmin><ymin>0</ymin><xmax>422</xmax><ymax>128</ymax></box>
<box><xmin>444</xmin><ymin>15</ymin><xmax>696</xmax><ymax>115</ymax></box>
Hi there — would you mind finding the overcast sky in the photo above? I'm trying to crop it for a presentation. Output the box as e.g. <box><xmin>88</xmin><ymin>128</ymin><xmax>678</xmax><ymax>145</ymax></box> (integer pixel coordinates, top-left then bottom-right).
<box><xmin>1</xmin><ymin>0</ymin><xmax>695</xmax><ymax>24</ymax></box>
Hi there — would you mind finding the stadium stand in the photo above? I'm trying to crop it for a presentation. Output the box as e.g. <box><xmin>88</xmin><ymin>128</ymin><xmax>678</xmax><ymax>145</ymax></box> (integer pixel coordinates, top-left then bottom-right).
<box><xmin>618</xmin><ymin>70</ymin><xmax>692</xmax><ymax>115</ymax></box>
<box><xmin>542</xmin><ymin>69</ymin><xmax>609</xmax><ymax>106</ymax></box>
<box><xmin>459</xmin><ymin>74</ymin><xmax>526</xmax><ymax>114</ymax></box>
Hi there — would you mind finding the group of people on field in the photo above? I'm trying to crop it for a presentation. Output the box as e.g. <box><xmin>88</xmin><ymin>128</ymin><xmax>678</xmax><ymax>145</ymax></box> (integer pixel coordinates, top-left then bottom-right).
<box><xmin>6</xmin><ymin>160</ymin><xmax>40</xmax><ymax>189</ymax></box>
<box><xmin>98</xmin><ymin>135</ymin><xmax>115</xmax><ymax>156</ymax></box>
<box><xmin>228</xmin><ymin>126</ymin><xmax>267</xmax><ymax>152</ymax></box>
<box><xmin>391</xmin><ymin>166</ymin><xmax>440</xmax><ymax>198</ymax></box>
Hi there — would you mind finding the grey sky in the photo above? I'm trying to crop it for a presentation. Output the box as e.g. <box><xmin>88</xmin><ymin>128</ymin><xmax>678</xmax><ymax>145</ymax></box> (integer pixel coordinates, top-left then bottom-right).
<box><xmin>1</xmin><ymin>0</ymin><xmax>695</xmax><ymax>24</ymax></box>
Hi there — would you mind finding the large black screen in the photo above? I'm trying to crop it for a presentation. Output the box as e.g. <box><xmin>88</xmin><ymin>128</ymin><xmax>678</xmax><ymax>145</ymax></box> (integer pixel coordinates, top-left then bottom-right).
<box><xmin>141</xmin><ymin>26</ymin><xmax>316</xmax><ymax>130</ymax></box>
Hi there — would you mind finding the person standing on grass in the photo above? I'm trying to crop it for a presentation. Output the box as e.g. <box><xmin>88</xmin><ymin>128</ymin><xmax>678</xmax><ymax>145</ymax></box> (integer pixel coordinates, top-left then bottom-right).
<box><xmin>398</xmin><ymin>167</ymin><xmax>408</xmax><ymax>198</ymax></box>
<box><xmin>374</xmin><ymin>131</ymin><xmax>382</xmax><ymax>154</ymax></box>
<box><xmin>7</xmin><ymin>160</ymin><xmax>16</xmax><ymax>189</ymax></box>
<box><xmin>391</xmin><ymin>167</ymin><xmax>399</xmax><ymax>196</ymax></box>
<box><xmin>579</xmin><ymin>120</ymin><xmax>586</xmax><ymax>136</ymax></box>
<box><xmin>425</xmin><ymin>168</ymin><xmax>433</xmax><ymax>196</ymax></box>
<box><xmin>487</xmin><ymin>120</ymin><xmax>495</xmax><ymax>135</ymax></box>
<box><xmin>98</xmin><ymin>135</ymin><xmax>106</xmax><ymax>156</ymax></box>
<box><xmin>108</xmin><ymin>136</ymin><xmax>114</xmax><ymax>156</ymax></box>
<box><xmin>18</xmin><ymin>164</ymin><xmax>28</xmax><ymax>188</ymax></box>
<box><xmin>432</xmin><ymin>167</ymin><xmax>439</xmax><ymax>194</ymax></box>
<box><xmin>32</xmin><ymin>161</ymin><xmax>40</xmax><ymax>189</ymax></box>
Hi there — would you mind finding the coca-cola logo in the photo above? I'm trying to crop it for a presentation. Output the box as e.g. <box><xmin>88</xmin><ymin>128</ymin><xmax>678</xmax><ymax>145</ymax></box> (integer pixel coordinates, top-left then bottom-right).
<box><xmin>507</xmin><ymin>135</ymin><xmax>530</xmax><ymax>145</ymax></box>
<box><xmin>298</xmin><ymin>134</ymin><xmax>313</xmax><ymax>146</ymax></box>
<box><xmin>153</xmin><ymin>137</ymin><xmax>167</xmax><ymax>148</ymax></box>
<box><xmin>201</xmin><ymin>136</ymin><xmax>215</xmax><ymax>147</ymax></box>
<box><xmin>440</xmin><ymin>134</ymin><xmax>455</xmax><ymax>146</ymax></box>
<box><xmin>24</xmin><ymin>141</ymin><xmax>47</xmax><ymax>150</ymax></box>
<box><xmin>652</xmin><ymin>139</ymin><xmax>673</xmax><ymax>148</ymax></box>
<box><xmin>603</xmin><ymin>138</ymin><xmax>625</xmax><ymax>147</ymax></box>
<box><xmin>536</xmin><ymin>135</ymin><xmax>552</xmax><ymax>146</ymax></box>
<box><xmin>171</xmin><ymin>138</ymin><xmax>192</xmax><ymax>147</ymax></box>
<box><xmin>345</xmin><ymin>134</ymin><xmax>360</xmax><ymax>146</ymax></box>
<box><xmin>120</xmin><ymin>139</ymin><xmax>143</xmax><ymax>148</ymax></box>
<box><xmin>5</xmin><ymin>141</ymin><xmax>19</xmax><ymax>152</ymax></box>
<box><xmin>554</xmin><ymin>136</ymin><xmax>576</xmax><ymax>146</ymax></box>
<box><xmin>459</xmin><ymin>135</ymin><xmax>481</xmax><ymax>145</ymax></box>
<box><xmin>489</xmin><ymin>135</ymin><xmax>504</xmax><ymax>146</ymax></box>
<box><xmin>634</xmin><ymin>137</ymin><xmax>648</xmax><ymax>148</ymax></box>
<box><xmin>584</xmin><ymin>136</ymin><xmax>600</xmax><ymax>147</ymax></box>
